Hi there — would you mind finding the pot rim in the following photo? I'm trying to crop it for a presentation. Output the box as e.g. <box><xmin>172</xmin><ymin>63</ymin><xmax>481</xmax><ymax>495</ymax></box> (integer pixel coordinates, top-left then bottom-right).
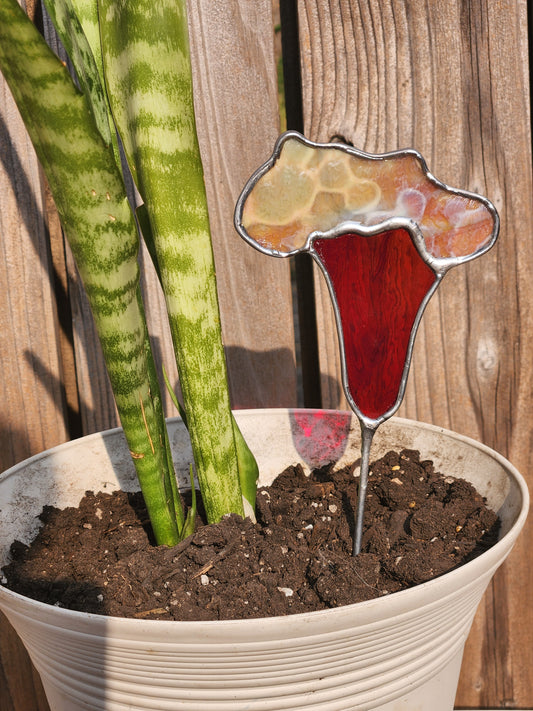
<box><xmin>0</xmin><ymin>410</ymin><xmax>528</xmax><ymax>632</ymax></box>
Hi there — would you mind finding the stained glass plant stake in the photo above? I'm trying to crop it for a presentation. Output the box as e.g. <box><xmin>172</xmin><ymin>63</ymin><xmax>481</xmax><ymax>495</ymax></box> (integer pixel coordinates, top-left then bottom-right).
<box><xmin>235</xmin><ymin>132</ymin><xmax>499</xmax><ymax>555</ymax></box>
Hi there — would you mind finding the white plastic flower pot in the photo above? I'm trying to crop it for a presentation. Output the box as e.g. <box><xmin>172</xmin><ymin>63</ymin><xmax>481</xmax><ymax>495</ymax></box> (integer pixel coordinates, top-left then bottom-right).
<box><xmin>0</xmin><ymin>410</ymin><xmax>528</xmax><ymax>710</ymax></box>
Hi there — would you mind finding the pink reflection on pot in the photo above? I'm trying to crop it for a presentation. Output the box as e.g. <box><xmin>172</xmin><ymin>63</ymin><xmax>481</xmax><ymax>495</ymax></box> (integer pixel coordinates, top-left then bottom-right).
<box><xmin>290</xmin><ymin>410</ymin><xmax>352</xmax><ymax>467</ymax></box>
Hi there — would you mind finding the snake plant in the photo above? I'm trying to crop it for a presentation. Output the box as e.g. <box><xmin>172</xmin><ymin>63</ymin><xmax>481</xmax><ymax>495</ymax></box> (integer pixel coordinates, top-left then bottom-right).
<box><xmin>0</xmin><ymin>0</ymin><xmax>258</xmax><ymax>545</ymax></box>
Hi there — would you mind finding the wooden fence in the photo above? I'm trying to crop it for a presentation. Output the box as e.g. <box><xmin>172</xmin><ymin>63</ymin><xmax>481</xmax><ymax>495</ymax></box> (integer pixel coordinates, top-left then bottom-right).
<box><xmin>1</xmin><ymin>1</ymin><xmax>532</xmax><ymax>708</ymax></box>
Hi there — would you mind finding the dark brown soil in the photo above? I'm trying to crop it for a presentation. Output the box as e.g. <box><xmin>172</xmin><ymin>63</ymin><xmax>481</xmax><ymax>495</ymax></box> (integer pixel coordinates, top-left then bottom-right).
<box><xmin>2</xmin><ymin>448</ymin><xmax>499</xmax><ymax>621</ymax></box>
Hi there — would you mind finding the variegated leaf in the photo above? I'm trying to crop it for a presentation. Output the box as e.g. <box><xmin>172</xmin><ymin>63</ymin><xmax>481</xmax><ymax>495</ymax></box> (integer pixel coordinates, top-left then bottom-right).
<box><xmin>98</xmin><ymin>0</ymin><xmax>247</xmax><ymax>522</ymax></box>
<box><xmin>0</xmin><ymin>0</ymin><xmax>184</xmax><ymax>544</ymax></box>
<box><xmin>42</xmin><ymin>0</ymin><xmax>111</xmax><ymax>146</ymax></box>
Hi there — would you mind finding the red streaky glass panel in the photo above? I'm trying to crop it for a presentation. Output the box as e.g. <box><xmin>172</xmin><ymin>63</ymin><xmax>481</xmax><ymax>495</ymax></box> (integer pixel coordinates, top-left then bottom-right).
<box><xmin>313</xmin><ymin>229</ymin><xmax>437</xmax><ymax>420</ymax></box>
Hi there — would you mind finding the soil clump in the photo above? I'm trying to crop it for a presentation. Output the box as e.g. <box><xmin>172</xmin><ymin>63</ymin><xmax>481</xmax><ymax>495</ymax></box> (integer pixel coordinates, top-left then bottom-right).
<box><xmin>2</xmin><ymin>448</ymin><xmax>499</xmax><ymax>620</ymax></box>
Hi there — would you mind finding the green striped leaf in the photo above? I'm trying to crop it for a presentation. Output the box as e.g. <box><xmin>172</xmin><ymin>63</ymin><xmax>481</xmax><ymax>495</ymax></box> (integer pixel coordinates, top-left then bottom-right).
<box><xmin>98</xmin><ymin>0</ymin><xmax>253</xmax><ymax>522</ymax></box>
<box><xmin>68</xmin><ymin>0</ymin><xmax>102</xmax><ymax>78</ymax></box>
<box><xmin>0</xmin><ymin>0</ymin><xmax>183</xmax><ymax>544</ymax></box>
<box><xmin>42</xmin><ymin>0</ymin><xmax>110</xmax><ymax>146</ymax></box>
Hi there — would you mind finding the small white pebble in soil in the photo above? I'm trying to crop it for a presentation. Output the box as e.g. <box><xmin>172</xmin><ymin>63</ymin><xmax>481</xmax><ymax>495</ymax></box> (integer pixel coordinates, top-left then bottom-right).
<box><xmin>444</xmin><ymin>477</ymin><xmax>455</xmax><ymax>484</ymax></box>
<box><xmin>297</xmin><ymin>532</ymin><xmax>304</xmax><ymax>539</ymax></box>
<box><xmin>390</xmin><ymin>477</ymin><xmax>403</xmax><ymax>486</ymax></box>
<box><xmin>280</xmin><ymin>546</ymin><xmax>288</xmax><ymax>554</ymax></box>
<box><xmin>328</xmin><ymin>504</ymin><xmax>338</xmax><ymax>513</ymax></box>
<box><xmin>304</xmin><ymin>523</ymin><xmax>313</xmax><ymax>530</ymax></box>
<box><xmin>430</xmin><ymin>536</ymin><xmax>438</xmax><ymax>543</ymax></box>
<box><xmin>95</xmin><ymin>508</ymin><xmax>103</xmax><ymax>520</ymax></box>
<box><xmin>277</xmin><ymin>587</ymin><xmax>294</xmax><ymax>597</ymax></box>
<box><xmin>0</xmin><ymin>575</ymin><xmax>7</xmax><ymax>585</ymax></box>
<box><xmin>311</xmin><ymin>502</ymin><xmax>319</xmax><ymax>508</ymax></box>
<box><xmin>96</xmin><ymin>594</ymin><xmax>104</xmax><ymax>602</ymax></box>
<box><xmin>395</xmin><ymin>556</ymin><xmax>403</xmax><ymax>565</ymax></box>
<box><xmin>154</xmin><ymin>591</ymin><xmax>161</xmax><ymax>597</ymax></box>
<box><xmin>170</xmin><ymin>599</ymin><xmax>178</xmax><ymax>606</ymax></box>
<box><xmin>200</xmin><ymin>574</ymin><xmax>209</xmax><ymax>586</ymax></box>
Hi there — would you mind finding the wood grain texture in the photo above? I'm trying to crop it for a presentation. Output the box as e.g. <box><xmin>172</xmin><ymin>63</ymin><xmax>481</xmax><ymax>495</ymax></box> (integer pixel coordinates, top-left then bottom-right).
<box><xmin>0</xmin><ymin>613</ymin><xmax>49</xmax><ymax>711</ymax></box>
<box><xmin>0</xmin><ymin>68</ymin><xmax>69</xmax><ymax>470</ymax></box>
<box><xmin>0</xmin><ymin>50</ymin><xmax>61</xmax><ymax>711</ymax></box>
<box><xmin>44</xmin><ymin>182</ymin><xmax>82</xmax><ymax>439</ymax></box>
<box><xmin>187</xmin><ymin>0</ymin><xmax>298</xmax><ymax>408</ymax></box>
<box><xmin>297</xmin><ymin>0</ymin><xmax>533</xmax><ymax>706</ymax></box>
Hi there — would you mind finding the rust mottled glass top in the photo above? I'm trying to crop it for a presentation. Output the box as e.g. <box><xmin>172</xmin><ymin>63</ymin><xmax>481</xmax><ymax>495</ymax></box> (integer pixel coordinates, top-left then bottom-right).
<box><xmin>240</xmin><ymin>134</ymin><xmax>496</xmax><ymax>261</ymax></box>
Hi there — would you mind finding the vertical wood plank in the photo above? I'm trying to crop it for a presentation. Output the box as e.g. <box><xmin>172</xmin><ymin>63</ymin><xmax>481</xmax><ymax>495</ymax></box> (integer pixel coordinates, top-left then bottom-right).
<box><xmin>0</xmin><ymin>46</ymin><xmax>64</xmax><ymax>711</ymax></box>
<box><xmin>297</xmin><ymin>0</ymin><xmax>533</xmax><ymax>706</ymax></box>
<box><xmin>0</xmin><ymin>73</ymin><xmax>69</xmax><ymax>469</ymax></box>
<box><xmin>187</xmin><ymin>0</ymin><xmax>298</xmax><ymax>408</ymax></box>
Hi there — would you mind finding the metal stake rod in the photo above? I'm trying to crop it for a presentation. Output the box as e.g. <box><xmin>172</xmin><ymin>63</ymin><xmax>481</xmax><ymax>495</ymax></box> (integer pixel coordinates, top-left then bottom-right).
<box><xmin>353</xmin><ymin>424</ymin><xmax>375</xmax><ymax>555</ymax></box>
